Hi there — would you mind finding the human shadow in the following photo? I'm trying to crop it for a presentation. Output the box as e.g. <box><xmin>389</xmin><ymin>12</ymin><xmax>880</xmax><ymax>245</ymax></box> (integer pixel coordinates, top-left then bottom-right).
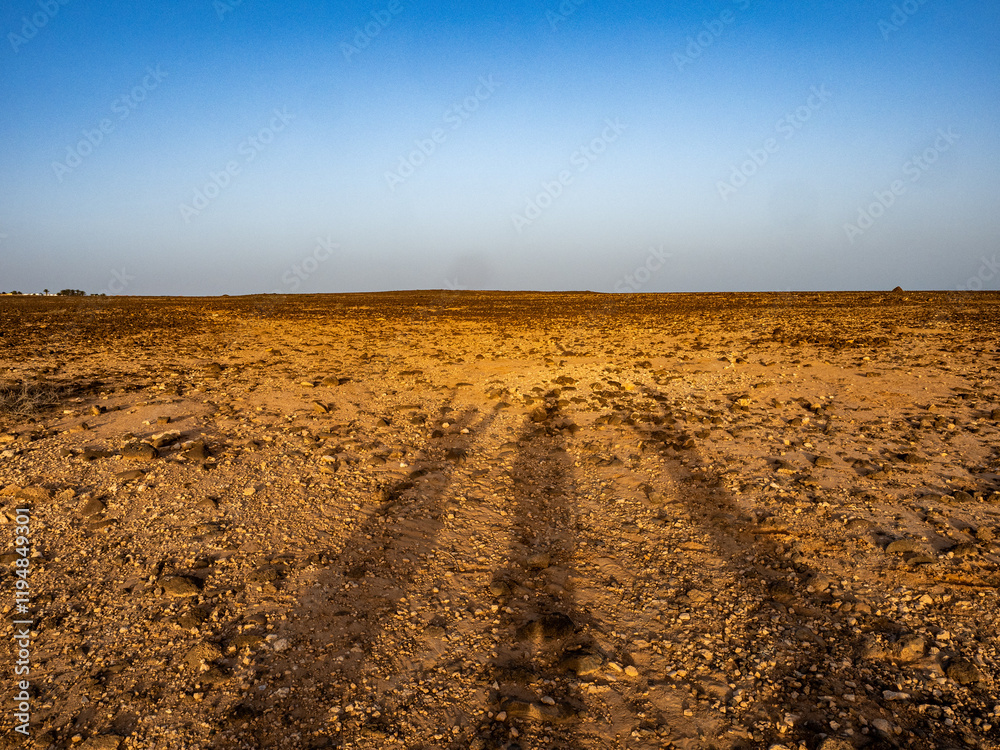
<box><xmin>621</xmin><ymin>382</ymin><xmax>987</xmax><ymax>749</ymax></box>
<box><xmin>215</xmin><ymin>395</ymin><xmax>502</xmax><ymax>748</ymax></box>
<box><xmin>471</xmin><ymin>391</ymin><xmax>591</xmax><ymax>750</ymax></box>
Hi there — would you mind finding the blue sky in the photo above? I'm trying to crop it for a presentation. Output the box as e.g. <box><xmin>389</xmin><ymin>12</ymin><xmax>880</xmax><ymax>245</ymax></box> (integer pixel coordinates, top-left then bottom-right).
<box><xmin>1</xmin><ymin>0</ymin><xmax>998</xmax><ymax>294</ymax></box>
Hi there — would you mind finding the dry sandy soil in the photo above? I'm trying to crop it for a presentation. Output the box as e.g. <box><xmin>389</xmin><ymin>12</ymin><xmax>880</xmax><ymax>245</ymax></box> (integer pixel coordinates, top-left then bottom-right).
<box><xmin>0</xmin><ymin>291</ymin><xmax>999</xmax><ymax>750</ymax></box>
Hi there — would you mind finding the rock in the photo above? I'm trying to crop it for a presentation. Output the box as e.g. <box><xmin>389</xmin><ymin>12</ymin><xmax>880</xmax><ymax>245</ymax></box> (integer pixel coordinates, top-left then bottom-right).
<box><xmin>311</xmin><ymin>401</ymin><xmax>329</xmax><ymax>413</ymax></box>
<box><xmin>515</xmin><ymin>613</ymin><xmax>575</xmax><ymax>640</ymax></box>
<box><xmin>871</xmin><ymin>718</ymin><xmax>892</xmax><ymax>734</ymax></box>
<box><xmin>271</xmin><ymin>637</ymin><xmax>291</xmax><ymax>652</ymax></box>
<box><xmin>174</xmin><ymin>608</ymin><xmax>208</xmax><ymax>630</ymax></box>
<box><xmin>82</xmin><ymin>447</ymin><xmax>114</xmax><ymax>461</ymax></box>
<box><xmin>79</xmin><ymin>497</ymin><xmax>106</xmax><ymax>516</ymax></box>
<box><xmin>90</xmin><ymin>405</ymin><xmax>104</xmax><ymax>416</ymax></box>
<box><xmin>814</xmin><ymin>455</ymin><xmax>834</xmax><ymax>468</ymax></box>
<box><xmin>156</xmin><ymin>415</ymin><xmax>171</xmax><ymax>425</ymax></box>
<box><xmin>488</xmin><ymin>580</ymin><xmax>511</xmax><ymax>597</ymax></box>
<box><xmin>561</xmin><ymin>653</ymin><xmax>603</xmax><ymax>676</ymax></box>
<box><xmin>806</xmin><ymin>573</ymin><xmax>836</xmax><ymax>593</ymax></box>
<box><xmin>891</xmin><ymin>634</ymin><xmax>925</xmax><ymax>662</ymax></box>
<box><xmin>150</xmin><ymin>430</ymin><xmax>182</xmax><ymax>448</ymax></box>
<box><xmin>13</xmin><ymin>486</ymin><xmax>51</xmax><ymax>503</ymax></box>
<box><xmin>229</xmin><ymin>634</ymin><xmax>264</xmax><ymax>651</ymax></box>
<box><xmin>181</xmin><ymin>440</ymin><xmax>209</xmax><ymax>461</ymax></box>
<box><xmin>946</xmin><ymin>658</ymin><xmax>982</xmax><ymax>685</ymax></box>
<box><xmin>445</xmin><ymin>447</ymin><xmax>468</xmax><ymax>463</ymax></box>
<box><xmin>698</xmin><ymin>678</ymin><xmax>732</xmax><ymax>700</ymax></box>
<box><xmin>527</xmin><ymin>552</ymin><xmax>551</xmax><ymax>570</ymax></box>
<box><xmin>121</xmin><ymin>443</ymin><xmax>158</xmax><ymax>461</ymax></box>
<box><xmin>529</xmin><ymin>407</ymin><xmax>549</xmax><ymax>423</ymax></box>
<box><xmin>197</xmin><ymin>497</ymin><xmax>218</xmax><ymax>512</ymax></box>
<box><xmin>79</xmin><ymin>736</ymin><xmax>122</xmax><ymax>750</ymax></box>
<box><xmin>886</xmin><ymin>538</ymin><xmax>928</xmax><ymax>555</ymax></box>
<box><xmin>160</xmin><ymin>576</ymin><xmax>200</xmax><ymax>598</ymax></box>
<box><xmin>899</xmin><ymin>452</ymin><xmax>927</xmax><ymax>465</ymax></box>
<box><xmin>184</xmin><ymin>641</ymin><xmax>222</xmax><ymax>670</ymax></box>
<box><xmin>686</xmin><ymin>588</ymin><xmax>710</xmax><ymax>603</ymax></box>
<box><xmin>950</xmin><ymin>543</ymin><xmax>979</xmax><ymax>558</ymax></box>
<box><xmin>115</xmin><ymin>469</ymin><xmax>145</xmax><ymax>482</ymax></box>
<box><xmin>504</xmin><ymin>700</ymin><xmax>573</xmax><ymax>723</ymax></box>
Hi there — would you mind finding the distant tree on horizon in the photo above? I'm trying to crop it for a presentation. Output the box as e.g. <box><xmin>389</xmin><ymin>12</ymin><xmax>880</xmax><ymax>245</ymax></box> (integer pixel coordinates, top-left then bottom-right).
<box><xmin>43</xmin><ymin>289</ymin><xmax>49</xmax><ymax>295</ymax></box>
<box><xmin>57</xmin><ymin>289</ymin><xmax>86</xmax><ymax>297</ymax></box>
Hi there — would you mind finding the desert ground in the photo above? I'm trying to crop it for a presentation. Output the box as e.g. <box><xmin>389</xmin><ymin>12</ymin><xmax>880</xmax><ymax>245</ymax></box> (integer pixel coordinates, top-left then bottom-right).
<box><xmin>0</xmin><ymin>291</ymin><xmax>998</xmax><ymax>750</ymax></box>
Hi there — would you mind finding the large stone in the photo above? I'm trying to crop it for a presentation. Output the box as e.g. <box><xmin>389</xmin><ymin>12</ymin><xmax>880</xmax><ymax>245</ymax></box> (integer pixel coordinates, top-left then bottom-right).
<box><xmin>892</xmin><ymin>634</ymin><xmax>926</xmax><ymax>662</ymax></box>
<box><xmin>946</xmin><ymin>659</ymin><xmax>982</xmax><ymax>685</ymax></box>
<box><xmin>184</xmin><ymin>641</ymin><xmax>223</xmax><ymax>670</ymax></box>
<box><xmin>161</xmin><ymin>576</ymin><xmax>200</xmax><ymax>598</ymax></box>
<box><xmin>121</xmin><ymin>443</ymin><xmax>158</xmax><ymax>461</ymax></box>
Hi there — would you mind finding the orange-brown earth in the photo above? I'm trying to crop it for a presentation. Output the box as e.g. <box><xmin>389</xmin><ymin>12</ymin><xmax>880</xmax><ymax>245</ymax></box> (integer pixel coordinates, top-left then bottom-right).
<box><xmin>0</xmin><ymin>291</ymin><xmax>998</xmax><ymax>750</ymax></box>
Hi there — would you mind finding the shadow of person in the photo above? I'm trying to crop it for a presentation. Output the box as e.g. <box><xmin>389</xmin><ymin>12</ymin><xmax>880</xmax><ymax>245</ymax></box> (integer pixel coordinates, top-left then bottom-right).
<box><xmin>620</xmin><ymin>382</ymin><xmax>973</xmax><ymax>749</ymax></box>
<box><xmin>215</xmin><ymin>397</ymin><xmax>501</xmax><ymax>749</ymax></box>
<box><xmin>474</xmin><ymin>390</ymin><xmax>590</xmax><ymax>750</ymax></box>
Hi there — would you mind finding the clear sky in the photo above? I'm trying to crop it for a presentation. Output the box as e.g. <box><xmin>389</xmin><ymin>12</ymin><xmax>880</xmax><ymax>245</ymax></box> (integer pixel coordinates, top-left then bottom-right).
<box><xmin>2</xmin><ymin>0</ymin><xmax>998</xmax><ymax>294</ymax></box>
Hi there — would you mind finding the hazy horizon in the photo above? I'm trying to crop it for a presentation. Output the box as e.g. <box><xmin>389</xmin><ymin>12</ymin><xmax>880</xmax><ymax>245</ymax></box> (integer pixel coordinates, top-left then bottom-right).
<box><xmin>2</xmin><ymin>1</ymin><xmax>999</xmax><ymax>296</ymax></box>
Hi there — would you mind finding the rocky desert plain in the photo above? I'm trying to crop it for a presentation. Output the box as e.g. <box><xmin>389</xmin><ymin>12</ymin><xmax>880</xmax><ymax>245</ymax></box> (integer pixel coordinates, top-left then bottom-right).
<box><xmin>0</xmin><ymin>290</ymin><xmax>998</xmax><ymax>750</ymax></box>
